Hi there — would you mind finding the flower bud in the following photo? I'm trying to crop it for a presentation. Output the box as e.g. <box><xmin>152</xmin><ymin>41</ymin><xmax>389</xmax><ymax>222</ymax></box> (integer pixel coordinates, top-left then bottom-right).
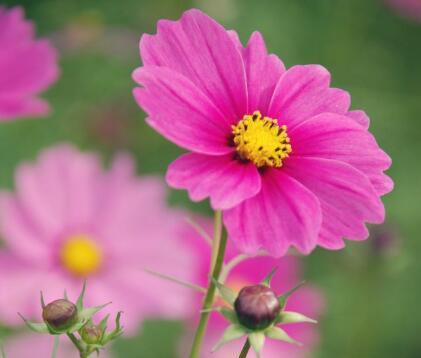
<box><xmin>81</xmin><ymin>324</ymin><xmax>103</xmax><ymax>344</ymax></box>
<box><xmin>42</xmin><ymin>299</ymin><xmax>78</xmax><ymax>331</ymax></box>
<box><xmin>234</xmin><ymin>284</ymin><xmax>280</xmax><ymax>330</ymax></box>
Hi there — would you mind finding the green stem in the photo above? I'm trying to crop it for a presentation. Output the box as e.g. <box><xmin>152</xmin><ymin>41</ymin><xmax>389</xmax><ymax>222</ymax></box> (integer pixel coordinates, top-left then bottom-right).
<box><xmin>238</xmin><ymin>339</ymin><xmax>251</xmax><ymax>358</ymax></box>
<box><xmin>51</xmin><ymin>336</ymin><xmax>59</xmax><ymax>358</ymax></box>
<box><xmin>67</xmin><ymin>333</ymin><xmax>88</xmax><ymax>358</ymax></box>
<box><xmin>189</xmin><ymin>210</ymin><xmax>227</xmax><ymax>358</ymax></box>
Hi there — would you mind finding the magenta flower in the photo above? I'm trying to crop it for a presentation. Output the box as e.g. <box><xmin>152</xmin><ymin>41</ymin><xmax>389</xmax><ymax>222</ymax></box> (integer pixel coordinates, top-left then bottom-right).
<box><xmin>3</xmin><ymin>333</ymin><xmax>112</xmax><ymax>358</ymax></box>
<box><xmin>181</xmin><ymin>223</ymin><xmax>324</xmax><ymax>357</ymax></box>
<box><xmin>0</xmin><ymin>144</ymin><xmax>196</xmax><ymax>333</ymax></box>
<box><xmin>0</xmin><ymin>6</ymin><xmax>58</xmax><ymax>120</ymax></box>
<box><xmin>133</xmin><ymin>9</ymin><xmax>393</xmax><ymax>257</ymax></box>
<box><xmin>385</xmin><ymin>0</ymin><xmax>421</xmax><ymax>22</ymax></box>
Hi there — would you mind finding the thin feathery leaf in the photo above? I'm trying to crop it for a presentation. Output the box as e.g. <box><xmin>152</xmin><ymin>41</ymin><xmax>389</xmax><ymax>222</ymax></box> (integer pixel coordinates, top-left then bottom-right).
<box><xmin>185</xmin><ymin>216</ymin><xmax>212</xmax><ymax>245</ymax></box>
<box><xmin>144</xmin><ymin>268</ymin><xmax>206</xmax><ymax>293</ymax></box>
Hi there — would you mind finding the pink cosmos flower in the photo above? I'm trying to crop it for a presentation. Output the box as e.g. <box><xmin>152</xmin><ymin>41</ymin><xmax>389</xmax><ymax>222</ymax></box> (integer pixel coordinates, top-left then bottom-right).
<box><xmin>3</xmin><ymin>333</ymin><xmax>112</xmax><ymax>358</ymax></box>
<box><xmin>385</xmin><ymin>0</ymin><xmax>421</xmax><ymax>22</ymax></box>
<box><xmin>180</xmin><ymin>222</ymin><xmax>324</xmax><ymax>357</ymax></box>
<box><xmin>0</xmin><ymin>144</ymin><xmax>196</xmax><ymax>334</ymax></box>
<box><xmin>0</xmin><ymin>6</ymin><xmax>58</xmax><ymax>120</ymax></box>
<box><xmin>133</xmin><ymin>9</ymin><xmax>393</xmax><ymax>257</ymax></box>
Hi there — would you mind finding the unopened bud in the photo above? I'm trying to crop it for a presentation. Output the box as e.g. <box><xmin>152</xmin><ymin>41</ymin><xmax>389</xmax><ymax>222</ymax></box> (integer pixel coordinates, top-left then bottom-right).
<box><xmin>81</xmin><ymin>324</ymin><xmax>102</xmax><ymax>344</ymax></box>
<box><xmin>234</xmin><ymin>285</ymin><xmax>280</xmax><ymax>330</ymax></box>
<box><xmin>42</xmin><ymin>299</ymin><xmax>77</xmax><ymax>331</ymax></box>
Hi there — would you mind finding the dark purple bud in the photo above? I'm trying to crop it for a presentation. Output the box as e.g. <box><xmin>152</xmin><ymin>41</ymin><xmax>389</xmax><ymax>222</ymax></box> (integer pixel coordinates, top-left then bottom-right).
<box><xmin>81</xmin><ymin>324</ymin><xmax>103</xmax><ymax>344</ymax></box>
<box><xmin>42</xmin><ymin>299</ymin><xmax>77</xmax><ymax>331</ymax></box>
<box><xmin>234</xmin><ymin>284</ymin><xmax>280</xmax><ymax>330</ymax></box>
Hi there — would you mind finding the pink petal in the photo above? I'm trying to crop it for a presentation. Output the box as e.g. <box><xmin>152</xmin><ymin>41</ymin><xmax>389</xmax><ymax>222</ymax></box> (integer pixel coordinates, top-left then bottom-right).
<box><xmin>223</xmin><ymin>169</ymin><xmax>322</xmax><ymax>256</ymax></box>
<box><xmin>133</xmin><ymin>66</ymin><xmax>233</xmax><ymax>155</ymax></box>
<box><xmin>267</xmin><ymin>65</ymin><xmax>350</xmax><ymax>128</ymax></box>
<box><xmin>289</xmin><ymin>113</ymin><xmax>393</xmax><ymax>195</ymax></box>
<box><xmin>0</xmin><ymin>96</ymin><xmax>50</xmax><ymax>119</ymax></box>
<box><xmin>0</xmin><ymin>194</ymin><xmax>50</xmax><ymax>265</ymax></box>
<box><xmin>284</xmin><ymin>157</ymin><xmax>385</xmax><ymax>250</ymax></box>
<box><xmin>235</xmin><ymin>31</ymin><xmax>285</xmax><ymax>114</ymax></box>
<box><xmin>0</xmin><ymin>39</ymin><xmax>58</xmax><ymax>96</ymax></box>
<box><xmin>347</xmin><ymin>109</ymin><xmax>370</xmax><ymax>129</ymax></box>
<box><xmin>139</xmin><ymin>9</ymin><xmax>247</xmax><ymax>121</ymax></box>
<box><xmin>166</xmin><ymin>153</ymin><xmax>261</xmax><ymax>210</ymax></box>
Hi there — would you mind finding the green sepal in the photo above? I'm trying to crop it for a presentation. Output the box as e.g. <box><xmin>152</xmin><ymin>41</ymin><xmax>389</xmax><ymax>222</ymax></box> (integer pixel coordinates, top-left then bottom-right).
<box><xmin>220</xmin><ymin>307</ymin><xmax>238</xmax><ymax>324</ymax></box>
<box><xmin>212</xmin><ymin>278</ymin><xmax>237</xmax><ymax>306</ymax></box>
<box><xmin>79</xmin><ymin>302</ymin><xmax>111</xmax><ymax>322</ymax></box>
<box><xmin>261</xmin><ymin>267</ymin><xmax>278</xmax><ymax>287</ymax></box>
<box><xmin>76</xmin><ymin>281</ymin><xmax>87</xmax><ymax>311</ymax></box>
<box><xmin>265</xmin><ymin>326</ymin><xmax>302</xmax><ymax>345</ymax></box>
<box><xmin>249</xmin><ymin>332</ymin><xmax>265</xmax><ymax>357</ymax></box>
<box><xmin>277</xmin><ymin>311</ymin><xmax>317</xmax><ymax>324</ymax></box>
<box><xmin>19</xmin><ymin>313</ymin><xmax>49</xmax><ymax>334</ymax></box>
<box><xmin>278</xmin><ymin>281</ymin><xmax>305</xmax><ymax>309</ymax></box>
<box><xmin>101</xmin><ymin>311</ymin><xmax>123</xmax><ymax>345</ymax></box>
<box><xmin>40</xmin><ymin>292</ymin><xmax>46</xmax><ymax>309</ymax></box>
<box><xmin>98</xmin><ymin>314</ymin><xmax>110</xmax><ymax>333</ymax></box>
<box><xmin>212</xmin><ymin>324</ymin><xmax>247</xmax><ymax>352</ymax></box>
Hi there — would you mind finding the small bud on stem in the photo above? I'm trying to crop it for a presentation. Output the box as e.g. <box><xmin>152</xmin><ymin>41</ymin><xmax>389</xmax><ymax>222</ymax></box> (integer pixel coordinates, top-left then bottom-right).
<box><xmin>234</xmin><ymin>285</ymin><xmax>280</xmax><ymax>330</ymax></box>
<box><xmin>42</xmin><ymin>299</ymin><xmax>78</xmax><ymax>331</ymax></box>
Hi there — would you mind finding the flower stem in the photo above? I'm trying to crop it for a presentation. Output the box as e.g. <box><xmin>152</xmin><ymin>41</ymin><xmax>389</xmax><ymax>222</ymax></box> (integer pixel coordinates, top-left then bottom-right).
<box><xmin>51</xmin><ymin>336</ymin><xmax>59</xmax><ymax>358</ymax></box>
<box><xmin>67</xmin><ymin>333</ymin><xmax>88</xmax><ymax>357</ymax></box>
<box><xmin>189</xmin><ymin>210</ymin><xmax>227</xmax><ymax>358</ymax></box>
<box><xmin>238</xmin><ymin>339</ymin><xmax>251</xmax><ymax>358</ymax></box>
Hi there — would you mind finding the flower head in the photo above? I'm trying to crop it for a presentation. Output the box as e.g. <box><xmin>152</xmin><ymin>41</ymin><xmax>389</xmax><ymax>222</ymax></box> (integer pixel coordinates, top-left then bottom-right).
<box><xmin>0</xmin><ymin>144</ymin><xmax>196</xmax><ymax>333</ymax></box>
<box><xmin>0</xmin><ymin>6</ymin><xmax>58</xmax><ymax>120</ymax></box>
<box><xmin>133</xmin><ymin>9</ymin><xmax>393</xmax><ymax>257</ymax></box>
<box><xmin>42</xmin><ymin>299</ymin><xmax>78</xmax><ymax>332</ymax></box>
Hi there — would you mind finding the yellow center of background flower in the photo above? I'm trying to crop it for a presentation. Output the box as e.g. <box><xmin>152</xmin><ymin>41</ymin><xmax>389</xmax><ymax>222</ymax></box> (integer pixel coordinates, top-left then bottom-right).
<box><xmin>60</xmin><ymin>234</ymin><xmax>103</xmax><ymax>277</ymax></box>
<box><xmin>232</xmin><ymin>111</ymin><xmax>292</xmax><ymax>168</ymax></box>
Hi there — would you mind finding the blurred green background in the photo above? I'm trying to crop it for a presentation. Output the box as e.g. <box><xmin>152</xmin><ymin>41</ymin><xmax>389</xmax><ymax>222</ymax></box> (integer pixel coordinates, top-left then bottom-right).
<box><xmin>1</xmin><ymin>0</ymin><xmax>420</xmax><ymax>357</ymax></box>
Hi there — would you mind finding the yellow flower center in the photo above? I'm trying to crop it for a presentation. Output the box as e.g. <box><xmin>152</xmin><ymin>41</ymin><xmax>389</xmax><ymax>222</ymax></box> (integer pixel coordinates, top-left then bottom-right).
<box><xmin>60</xmin><ymin>234</ymin><xmax>103</xmax><ymax>277</ymax></box>
<box><xmin>232</xmin><ymin>111</ymin><xmax>292</xmax><ymax>168</ymax></box>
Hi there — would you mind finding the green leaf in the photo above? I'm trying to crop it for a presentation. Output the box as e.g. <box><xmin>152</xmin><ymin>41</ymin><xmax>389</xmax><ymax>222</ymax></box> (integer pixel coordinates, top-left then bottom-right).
<box><xmin>261</xmin><ymin>267</ymin><xmax>278</xmax><ymax>287</ymax></box>
<box><xmin>277</xmin><ymin>311</ymin><xmax>317</xmax><ymax>324</ymax></box>
<box><xmin>212</xmin><ymin>324</ymin><xmax>247</xmax><ymax>352</ymax></box>
<box><xmin>248</xmin><ymin>332</ymin><xmax>265</xmax><ymax>357</ymax></box>
<box><xmin>212</xmin><ymin>278</ymin><xmax>237</xmax><ymax>306</ymax></box>
<box><xmin>265</xmin><ymin>326</ymin><xmax>302</xmax><ymax>345</ymax></box>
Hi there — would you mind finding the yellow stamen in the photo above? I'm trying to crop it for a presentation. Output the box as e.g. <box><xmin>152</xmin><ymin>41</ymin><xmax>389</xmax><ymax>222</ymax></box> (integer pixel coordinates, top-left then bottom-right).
<box><xmin>60</xmin><ymin>234</ymin><xmax>102</xmax><ymax>277</ymax></box>
<box><xmin>232</xmin><ymin>111</ymin><xmax>292</xmax><ymax>168</ymax></box>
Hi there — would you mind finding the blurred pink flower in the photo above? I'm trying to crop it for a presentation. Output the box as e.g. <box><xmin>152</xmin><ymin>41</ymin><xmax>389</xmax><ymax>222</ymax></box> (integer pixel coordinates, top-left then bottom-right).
<box><xmin>385</xmin><ymin>0</ymin><xmax>421</xmax><ymax>22</ymax></box>
<box><xmin>0</xmin><ymin>6</ymin><xmax>59</xmax><ymax>120</ymax></box>
<box><xmin>181</xmin><ymin>223</ymin><xmax>324</xmax><ymax>357</ymax></box>
<box><xmin>133</xmin><ymin>9</ymin><xmax>393</xmax><ymax>257</ymax></box>
<box><xmin>0</xmin><ymin>144</ymin><xmax>196</xmax><ymax>334</ymax></box>
<box><xmin>3</xmin><ymin>333</ymin><xmax>112</xmax><ymax>358</ymax></box>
